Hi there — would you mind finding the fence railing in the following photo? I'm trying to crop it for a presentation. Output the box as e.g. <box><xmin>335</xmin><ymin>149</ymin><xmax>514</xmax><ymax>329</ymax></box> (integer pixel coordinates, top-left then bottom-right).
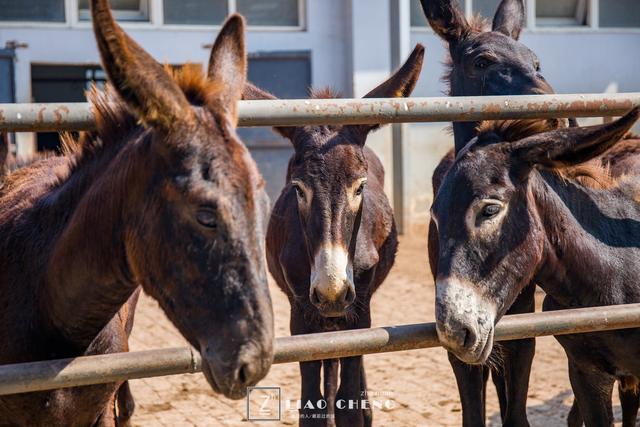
<box><xmin>2</xmin><ymin>93</ymin><xmax>640</xmax><ymax>397</ymax></box>
<box><xmin>1</xmin><ymin>93</ymin><xmax>639</xmax><ymax>131</ymax></box>
<box><xmin>1</xmin><ymin>303</ymin><xmax>640</xmax><ymax>395</ymax></box>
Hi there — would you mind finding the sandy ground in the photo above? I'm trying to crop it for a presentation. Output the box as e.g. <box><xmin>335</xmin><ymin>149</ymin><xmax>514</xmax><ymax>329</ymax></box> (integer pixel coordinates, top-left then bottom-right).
<box><xmin>127</xmin><ymin>236</ymin><xmax>628</xmax><ymax>426</ymax></box>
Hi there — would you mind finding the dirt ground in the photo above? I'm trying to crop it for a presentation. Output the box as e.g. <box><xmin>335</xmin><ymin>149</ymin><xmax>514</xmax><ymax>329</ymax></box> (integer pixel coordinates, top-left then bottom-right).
<box><xmin>127</xmin><ymin>236</ymin><xmax>628</xmax><ymax>426</ymax></box>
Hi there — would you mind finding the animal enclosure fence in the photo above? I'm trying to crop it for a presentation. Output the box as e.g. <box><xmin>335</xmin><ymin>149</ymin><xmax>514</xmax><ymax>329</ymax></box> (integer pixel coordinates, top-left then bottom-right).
<box><xmin>1</xmin><ymin>92</ymin><xmax>640</xmax><ymax>394</ymax></box>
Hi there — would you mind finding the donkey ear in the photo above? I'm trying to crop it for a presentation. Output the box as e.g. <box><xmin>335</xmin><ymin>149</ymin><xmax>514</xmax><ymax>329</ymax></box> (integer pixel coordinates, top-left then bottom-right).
<box><xmin>242</xmin><ymin>81</ymin><xmax>300</xmax><ymax>143</ymax></box>
<box><xmin>207</xmin><ymin>14</ymin><xmax>247</xmax><ymax>122</ymax></box>
<box><xmin>419</xmin><ymin>0</ymin><xmax>470</xmax><ymax>45</ymax></box>
<box><xmin>511</xmin><ymin>108</ymin><xmax>640</xmax><ymax>169</ymax></box>
<box><xmin>90</xmin><ymin>0</ymin><xmax>194</xmax><ymax>132</ymax></box>
<box><xmin>344</xmin><ymin>44</ymin><xmax>425</xmax><ymax>143</ymax></box>
<box><xmin>492</xmin><ymin>0</ymin><xmax>525</xmax><ymax>40</ymax></box>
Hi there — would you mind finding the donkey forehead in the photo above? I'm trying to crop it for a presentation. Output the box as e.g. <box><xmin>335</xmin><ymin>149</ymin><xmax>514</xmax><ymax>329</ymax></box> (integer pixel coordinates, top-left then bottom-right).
<box><xmin>294</xmin><ymin>140</ymin><xmax>367</xmax><ymax>182</ymax></box>
<box><xmin>463</xmin><ymin>32</ymin><xmax>535</xmax><ymax>62</ymax></box>
<box><xmin>436</xmin><ymin>150</ymin><xmax>512</xmax><ymax>208</ymax></box>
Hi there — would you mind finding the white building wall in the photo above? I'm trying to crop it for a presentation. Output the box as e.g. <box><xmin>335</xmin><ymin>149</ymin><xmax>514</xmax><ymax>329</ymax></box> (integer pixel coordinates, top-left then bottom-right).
<box><xmin>1</xmin><ymin>0</ymin><xmax>639</xmax><ymax>231</ymax></box>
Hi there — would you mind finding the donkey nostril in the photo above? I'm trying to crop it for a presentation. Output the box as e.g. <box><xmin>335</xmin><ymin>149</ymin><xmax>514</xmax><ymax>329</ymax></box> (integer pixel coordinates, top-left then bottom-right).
<box><xmin>343</xmin><ymin>286</ymin><xmax>356</xmax><ymax>305</ymax></box>
<box><xmin>310</xmin><ymin>288</ymin><xmax>321</xmax><ymax>305</ymax></box>
<box><xmin>462</xmin><ymin>326</ymin><xmax>477</xmax><ymax>349</ymax></box>
<box><xmin>237</xmin><ymin>363</ymin><xmax>251</xmax><ymax>386</ymax></box>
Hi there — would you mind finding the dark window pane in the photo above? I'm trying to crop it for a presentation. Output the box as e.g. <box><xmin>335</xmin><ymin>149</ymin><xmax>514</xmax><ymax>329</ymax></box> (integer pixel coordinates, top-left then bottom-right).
<box><xmin>600</xmin><ymin>0</ymin><xmax>640</xmax><ymax>27</ymax></box>
<box><xmin>0</xmin><ymin>50</ymin><xmax>14</xmax><ymax>102</ymax></box>
<box><xmin>164</xmin><ymin>0</ymin><xmax>227</xmax><ymax>25</ymax></box>
<box><xmin>237</xmin><ymin>0</ymin><xmax>299</xmax><ymax>26</ymax></box>
<box><xmin>473</xmin><ymin>0</ymin><xmax>501</xmax><ymax>19</ymax></box>
<box><xmin>536</xmin><ymin>0</ymin><xmax>586</xmax><ymax>26</ymax></box>
<box><xmin>0</xmin><ymin>0</ymin><xmax>65</xmax><ymax>22</ymax></box>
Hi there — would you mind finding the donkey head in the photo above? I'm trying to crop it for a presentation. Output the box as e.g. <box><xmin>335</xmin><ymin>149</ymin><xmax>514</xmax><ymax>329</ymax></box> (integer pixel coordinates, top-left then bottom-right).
<box><xmin>430</xmin><ymin>108</ymin><xmax>640</xmax><ymax>364</ymax></box>
<box><xmin>91</xmin><ymin>0</ymin><xmax>273</xmax><ymax>399</ymax></box>
<box><xmin>419</xmin><ymin>0</ymin><xmax>552</xmax><ymax>97</ymax></box>
<box><xmin>242</xmin><ymin>45</ymin><xmax>424</xmax><ymax>317</ymax></box>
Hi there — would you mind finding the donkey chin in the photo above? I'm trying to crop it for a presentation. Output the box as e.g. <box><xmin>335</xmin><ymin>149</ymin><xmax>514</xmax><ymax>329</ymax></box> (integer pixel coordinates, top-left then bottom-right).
<box><xmin>434</xmin><ymin>277</ymin><xmax>497</xmax><ymax>365</ymax></box>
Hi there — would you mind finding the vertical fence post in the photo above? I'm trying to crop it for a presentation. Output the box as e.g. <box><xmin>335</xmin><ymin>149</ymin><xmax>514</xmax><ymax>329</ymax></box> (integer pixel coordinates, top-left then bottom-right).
<box><xmin>389</xmin><ymin>0</ymin><xmax>411</xmax><ymax>234</ymax></box>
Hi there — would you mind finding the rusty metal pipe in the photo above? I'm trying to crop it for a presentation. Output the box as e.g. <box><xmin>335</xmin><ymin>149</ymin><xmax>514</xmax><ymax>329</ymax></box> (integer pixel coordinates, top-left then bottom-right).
<box><xmin>1</xmin><ymin>93</ymin><xmax>639</xmax><ymax>132</ymax></box>
<box><xmin>1</xmin><ymin>303</ymin><xmax>640</xmax><ymax>395</ymax></box>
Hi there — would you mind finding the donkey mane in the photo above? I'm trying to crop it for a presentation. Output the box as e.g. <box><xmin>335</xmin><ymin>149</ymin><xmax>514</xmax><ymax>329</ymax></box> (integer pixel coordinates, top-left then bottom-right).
<box><xmin>441</xmin><ymin>14</ymin><xmax>491</xmax><ymax>95</ymax></box>
<box><xmin>476</xmin><ymin>118</ymin><xmax>617</xmax><ymax>189</ymax></box>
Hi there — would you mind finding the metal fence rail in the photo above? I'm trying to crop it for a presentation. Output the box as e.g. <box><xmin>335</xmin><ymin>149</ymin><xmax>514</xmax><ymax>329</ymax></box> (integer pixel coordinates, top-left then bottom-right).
<box><xmin>1</xmin><ymin>303</ymin><xmax>640</xmax><ymax>396</ymax></box>
<box><xmin>1</xmin><ymin>93</ymin><xmax>639</xmax><ymax>132</ymax></box>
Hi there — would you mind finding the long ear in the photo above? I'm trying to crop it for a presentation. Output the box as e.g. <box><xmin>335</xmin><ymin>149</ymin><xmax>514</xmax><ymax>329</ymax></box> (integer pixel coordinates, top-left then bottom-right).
<box><xmin>91</xmin><ymin>0</ymin><xmax>194</xmax><ymax>132</ymax></box>
<box><xmin>511</xmin><ymin>107</ymin><xmax>640</xmax><ymax>169</ymax></box>
<box><xmin>344</xmin><ymin>44</ymin><xmax>425</xmax><ymax>143</ymax></box>
<box><xmin>419</xmin><ymin>0</ymin><xmax>470</xmax><ymax>45</ymax></box>
<box><xmin>492</xmin><ymin>0</ymin><xmax>525</xmax><ymax>40</ymax></box>
<box><xmin>242</xmin><ymin>82</ymin><xmax>300</xmax><ymax>144</ymax></box>
<box><xmin>206</xmin><ymin>14</ymin><xmax>247</xmax><ymax>122</ymax></box>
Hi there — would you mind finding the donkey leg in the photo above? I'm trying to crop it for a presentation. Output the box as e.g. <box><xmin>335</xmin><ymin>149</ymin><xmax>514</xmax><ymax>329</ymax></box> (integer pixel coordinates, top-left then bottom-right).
<box><xmin>448</xmin><ymin>352</ymin><xmax>487</xmax><ymax>427</ymax></box>
<box><xmin>618</xmin><ymin>378</ymin><xmax>640</xmax><ymax>427</ymax></box>
<box><xmin>567</xmin><ymin>398</ymin><xmax>584</xmax><ymax>427</ymax></box>
<box><xmin>115</xmin><ymin>381</ymin><xmax>135</xmax><ymax>427</ymax></box>
<box><xmin>495</xmin><ymin>285</ymin><xmax>536</xmax><ymax>427</ymax></box>
<box><xmin>335</xmin><ymin>356</ymin><xmax>365</xmax><ymax>427</ymax></box>
<box><xmin>360</xmin><ymin>362</ymin><xmax>372</xmax><ymax>427</ymax></box>
<box><xmin>568</xmin><ymin>361</ymin><xmax>614</xmax><ymax>427</ymax></box>
<box><xmin>323</xmin><ymin>359</ymin><xmax>339</xmax><ymax>427</ymax></box>
<box><xmin>299</xmin><ymin>360</ymin><xmax>326</xmax><ymax>427</ymax></box>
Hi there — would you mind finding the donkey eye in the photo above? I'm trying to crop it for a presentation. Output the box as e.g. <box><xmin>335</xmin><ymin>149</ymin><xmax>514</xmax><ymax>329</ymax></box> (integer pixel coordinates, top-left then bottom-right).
<box><xmin>481</xmin><ymin>204</ymin><xmax>501</xmax><ymax>218</ymax></box>
<box><xmin>293</xmin><ymin>185</ymin><xmax>304</xmax><ymax>199</ymax></box>
<box><xmin>196</xmin><ymin>207</ymin><xmax>218</xmax><ymax>228</ymax></box>
<box><xmin>475</xmin><ymin>57</ymin><xmax>491</xmax><ymax>69</ymax></box>
<box><xmin>355</xmin><ymin>182</ymin><xmax>366</xmax><ymax>196</ymax></box>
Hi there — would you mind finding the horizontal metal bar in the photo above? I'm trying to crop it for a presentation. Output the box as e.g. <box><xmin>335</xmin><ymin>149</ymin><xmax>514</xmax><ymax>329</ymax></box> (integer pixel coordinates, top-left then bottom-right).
<box><xmin>1</xmin><ymin>303</ymin><xmax>640</xmax><ymax>395</ymax></box>
<box><xmin>1</xmin><ymin>93</ymin><xmax>639</xmax><ymax>132</ymax></box>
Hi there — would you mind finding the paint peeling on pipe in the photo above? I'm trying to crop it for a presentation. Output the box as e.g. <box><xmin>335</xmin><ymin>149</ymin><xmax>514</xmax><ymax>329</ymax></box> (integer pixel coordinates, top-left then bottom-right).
<box><xmin>0</xmin><ymin>93</ymin><xmax>639</xmax><ymax>132</ymax></box>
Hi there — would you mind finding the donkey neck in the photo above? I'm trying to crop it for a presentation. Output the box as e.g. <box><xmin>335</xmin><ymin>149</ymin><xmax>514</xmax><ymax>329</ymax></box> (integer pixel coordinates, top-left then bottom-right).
<box><xmin>453</xmin><ymin>122</ymin><xmax>480</xmax><ymax>154</ymax></box>
<box><xmin>7</xmin><ymin>130</ymin><xmax>155</xmax><ymax>350</ymax></box>
<box><xmin>450</xmin><ymin>85</ymin><xmax>480</xmax><ymax>153</ymax></box>
<box><xmin>531</xmin><ymin>171</ymin><xmax>640</xmax><ymax>307</ymax></box>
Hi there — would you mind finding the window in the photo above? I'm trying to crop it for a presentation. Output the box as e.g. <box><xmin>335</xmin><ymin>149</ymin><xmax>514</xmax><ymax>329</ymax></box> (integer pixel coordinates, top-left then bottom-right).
<box><xmin>237</xmin><ymin>0</ymin><xmax>300</xmax><ymax>27</ymax></box>
<box><xmin>164</xmin><ymin>0</ymin><xmax>227</xmax><ymax>25</ymax></box>
<box><xmin>163</xmin><ymin>0</ymin><xmax>302</xmax><ymax>27</ymax></box>
<box><xmin>472</xmin><ymin>0</ymin><xmax>501</xmax><ymax>20</ymax></box>
<box><xmin>0</xmin><ymin>0</ymin><xmax>65</xmax><ymax>22</ymax></box>
<box><xmin>536</xmin><ymin>0</ymin><xmax>587</xmax><ymax>27</ymax></box>
<box><xmin>599</xmin><ymin>0</ymin><xmax>640</xmax><ymax>28</ymax></box>
<box><xmin>78</xmin><ymin>0</ymin><xmax>149</xmax><ymax>22</ymax></box>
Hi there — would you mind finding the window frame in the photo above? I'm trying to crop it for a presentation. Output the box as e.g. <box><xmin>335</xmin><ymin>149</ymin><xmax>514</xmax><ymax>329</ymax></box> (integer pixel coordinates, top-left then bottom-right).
<box><xmin>0</xmin><ymin>0</ymin><xmax>307</xmax><ymax>31</ymax></box>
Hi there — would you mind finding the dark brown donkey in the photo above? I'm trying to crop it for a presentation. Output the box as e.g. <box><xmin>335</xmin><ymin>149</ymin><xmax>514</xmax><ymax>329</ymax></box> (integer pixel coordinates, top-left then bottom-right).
<box><xmin>0</xmin><ymin>3</ymin><xmax>274</xmax><ymax>426</ymax></box>
<box><xmin>430</xmin><ymin>109</ymin><xmax>640</xmax><ymax>427</ymax></box>
<box><xmin>418</xmin><ymin>0</ymin><xmax>556</xmax><ymax>425</ymax></box>
<box><xmin>242</xmin><ymin>45</ymin><xmax>424</xmax><ymax>426</ymax></box>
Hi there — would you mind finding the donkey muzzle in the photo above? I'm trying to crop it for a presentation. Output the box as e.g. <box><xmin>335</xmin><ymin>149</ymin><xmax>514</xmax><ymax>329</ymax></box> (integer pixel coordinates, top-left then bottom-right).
<box><xmin>309</xmin><ymin>243</ymin><xmax>356</xmax><ymax>317</ymax></box>
<box><xmin>435</xmin><ymin>277</ymin><xmax>496</xmax><ymax>364</ymax></box>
